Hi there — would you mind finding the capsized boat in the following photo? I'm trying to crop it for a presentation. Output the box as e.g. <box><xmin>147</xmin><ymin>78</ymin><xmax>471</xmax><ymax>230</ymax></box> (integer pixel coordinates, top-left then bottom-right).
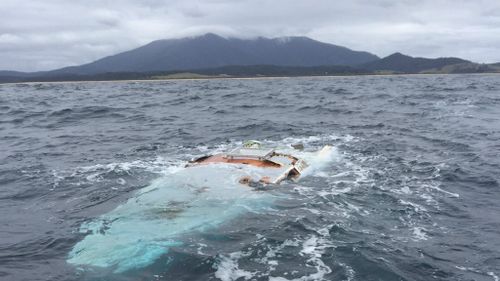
<box><xmin>67</xmin><ymin>140</ymin><xmax>335</xmax><ymax>272</ymax></box>
<box><xmin>188</xmin><ymin>140</ymin><xmax>329</xmax><ymax>185</ymax></box>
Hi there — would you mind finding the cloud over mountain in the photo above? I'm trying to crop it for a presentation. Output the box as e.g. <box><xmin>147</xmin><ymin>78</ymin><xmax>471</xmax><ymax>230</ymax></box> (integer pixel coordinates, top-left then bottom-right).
<box><xmin>1</xmin><ymin>0</ymin><xmax>500</xmax><ymax>71</ymax></box>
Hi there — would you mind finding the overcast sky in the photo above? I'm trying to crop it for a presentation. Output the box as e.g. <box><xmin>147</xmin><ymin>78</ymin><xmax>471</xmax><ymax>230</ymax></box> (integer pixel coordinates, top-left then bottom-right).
<box><xmin>1</xmin><ymin>0</ymin><xmax>500</xmax><ymax>71</ymax></box>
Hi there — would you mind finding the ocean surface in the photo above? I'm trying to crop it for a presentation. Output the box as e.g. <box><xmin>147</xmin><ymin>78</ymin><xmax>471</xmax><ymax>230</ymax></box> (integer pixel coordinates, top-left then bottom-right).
<box><xmin>1</xmin><ymin>74</ymin><xmax>500</xmax><ymax>281</ymax></box>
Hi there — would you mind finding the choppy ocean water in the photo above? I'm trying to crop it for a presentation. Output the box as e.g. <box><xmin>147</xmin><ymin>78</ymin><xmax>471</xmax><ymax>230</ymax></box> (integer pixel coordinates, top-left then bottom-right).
<box><xmin>1</xmin><ymin>74</ymin><xmax>500</xmax><ymax>281</ymax></box>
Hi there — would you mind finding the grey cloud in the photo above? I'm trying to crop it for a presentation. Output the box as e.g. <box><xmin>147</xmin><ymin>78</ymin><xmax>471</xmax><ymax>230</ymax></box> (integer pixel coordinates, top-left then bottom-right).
<box><xmin>1</xmin><ymin>0</ymin><xmax>500</xmax><ymax>71</ymax></box>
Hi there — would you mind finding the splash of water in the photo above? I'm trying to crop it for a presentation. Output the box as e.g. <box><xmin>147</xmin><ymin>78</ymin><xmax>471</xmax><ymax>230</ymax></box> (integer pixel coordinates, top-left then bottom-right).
<box><xmin>68</xmin><ymin>164</ymin><xmax>274</xmax><ymax>272</ymax></box>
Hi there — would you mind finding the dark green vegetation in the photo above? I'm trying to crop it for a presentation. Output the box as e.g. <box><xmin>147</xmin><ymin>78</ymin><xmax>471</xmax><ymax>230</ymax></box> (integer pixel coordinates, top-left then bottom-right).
<box><xmin>0</xmin><ymin>65</ymin><xmax>368</xmax><ymax>83</ymax></box>
<box><xmin>1</xmin><ymin>33</ymin><xmax>499</xmax><ymax>83</ymax></box>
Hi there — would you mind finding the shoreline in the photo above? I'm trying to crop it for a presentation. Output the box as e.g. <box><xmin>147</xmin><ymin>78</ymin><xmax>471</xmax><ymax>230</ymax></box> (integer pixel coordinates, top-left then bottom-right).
<box><xmin>1</xmin><ymin>72</ymin><xmax>499</xmax><ymax>85</ymax></box>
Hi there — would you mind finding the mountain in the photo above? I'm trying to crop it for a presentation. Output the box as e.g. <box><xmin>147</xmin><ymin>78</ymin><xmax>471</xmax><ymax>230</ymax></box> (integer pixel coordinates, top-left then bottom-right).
<box><xmin>0</xmin><ymin>71</ymin><xmax>41</xmax><ymax>83</ymax></box>
<box><xmin>0</xmin><ymin>70</ymin><xmax>37</xmax><ymax>77</ymax></box>
<box><xmin>50</xmin><ymin>33</ymin><xmax>379</xmax><ymax>75</ymax></box>
<box><xmin>420</xmin><ymin>62</ymin><xmax>500</xmax><ymax>74</ymax></box>
<box><xmin>2</xmin><ymin>34</ymin><xmax>499</xmax><ymax>83</ymax></box>
<box><xmin>361</xmin><ymin>52</ymin><xmax>470</xmax><ymax>73</ymax></box>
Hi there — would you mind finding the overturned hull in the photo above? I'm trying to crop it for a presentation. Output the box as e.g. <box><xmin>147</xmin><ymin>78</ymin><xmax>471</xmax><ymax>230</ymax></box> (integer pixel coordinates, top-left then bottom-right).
<box><xmin>188</xmin><ymin>145</ymin><xmax>312</xmax><ymax>184</ymax></box>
